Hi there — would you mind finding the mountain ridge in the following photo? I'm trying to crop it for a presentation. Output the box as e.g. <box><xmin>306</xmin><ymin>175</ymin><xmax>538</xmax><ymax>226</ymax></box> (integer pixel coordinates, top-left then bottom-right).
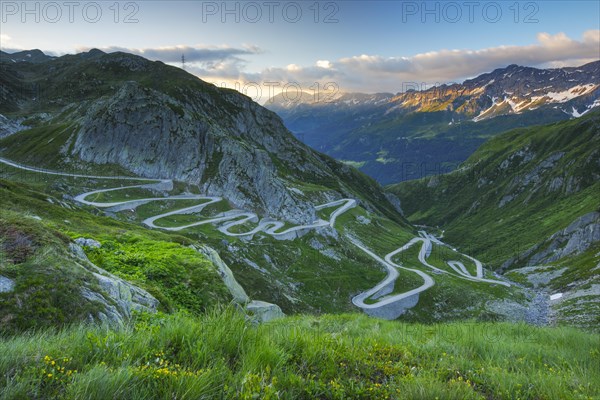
<box><xmin>266</xmin><ymin>60</ymin><xmax>600</xmax><ymax>184</ymax></box>
<box><xmin>0</xmin><ymin>49</ymin><xmax>405</xmax><ymax>225</ymax></box>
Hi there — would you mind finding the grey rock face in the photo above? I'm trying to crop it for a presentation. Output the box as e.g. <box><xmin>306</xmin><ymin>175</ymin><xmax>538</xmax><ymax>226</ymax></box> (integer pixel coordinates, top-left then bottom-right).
<box><xmin>501</xmin><ymin>151</ymin><xmax>567</xmax><ymax>205</ymax></box>
<box><xmin>502</xmin><ymin>212</ymin><xmax>600</xmax><ymax>270</ymax></box>
<box><xmin>75</xmin><ymin>237</ymin><xmax>102</xmax><ymax>248</ymax></box>
<box><xmin>68</xmin><ymin>81</ymin><xmax>327</xmax><ymax>223</ymax></box>
<box><xmin>548</xmin><ymin>176</ymin><xmax>564</xmax><ymax>192</ymax></box>
<box><xmin>0</xmin><ymin>114</ymin><xmax>25</xmax><ymax>138</ymax></box>
<box><xmin>0</xmin><ymin>276</ymin><xmax>16</xmax><ymax>293</ymax></box>
<box><xmin>510</xmin><ymin>266</ymin><xmax>568</xmax><ymax>288</ymax></box>
<box><xmin>427</xmin><ymin>176</ymin><xmax>440</xmax><ymax>188</ymax></box>
<box><xmin>498</xmin><ymin>194</ymin><xmax>514</xmax><ymax>208</ymax></box>
<box><xmin>356</xmin><ymin>215</ymin><xmax>371</xmax><ymax>225</ymax></box>
<box><xmin>69</xmin><ymin>243</ymin><xmax>88</xmax><ymax>260</ymax></box>
<box><xmin>192</xmin><ymin>244</ymin><xmax>250</xmax><ymax>304</ymax></box>
<box><xmin>384</xmin><ymin>192</ymin><xmax>404</xmax><ymax>215</ymax></box>
<box><xmin>521</xmin><ymin>152</ymin><xmax>564</xmax><ymax>186</ymax></box>
<box><xmin>528</xmin><ymin>212</ymin><xmax>600</xmax><ymax>265</ymax></box>
<box><xmin>320</xmin><ymin>248</ymin><xmax>341</xmax><ymax>261</ymax></box>
<box><xmin>308</xmin><ymin>237</ymin><xmax>325</xmax><ymax>250</ymax></box>
<box><xmin>70</xmin><ymin>243</ymin><xmax>158</xmax><ymax>325</ymax></box>
<box><xmin>91</xmin><ymin>271</ymin><xmax>158</xmax><ymax>316</ymax></box>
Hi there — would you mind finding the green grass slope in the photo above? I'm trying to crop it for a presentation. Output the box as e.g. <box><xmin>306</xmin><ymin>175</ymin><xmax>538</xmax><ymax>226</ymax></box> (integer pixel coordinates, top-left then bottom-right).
<box><xmin>0</xmin><ymin>155</ymin><xmax>531</xmax><ymax>325</ymax></box>
<box><xmin>388</xmin><ymin>110</ymin><xmax>600</xmax><ymax>331</ymax></box>
<box><xmin>0</xmin><ymin>177</ymin><xmax>232</xmax><ymax>334</ymax></box>
<box><xmin>1</xmin><ymin>309</ymin><xmax>598</xmax><ymax>399</ymax></box>
<box><xmin>0</xmin><ymin>209</ymin><xmax>105</xmax><ymax>334</ymax></box>
<box><xmin>388</xmin><ymin>110</ymin><xmax>600</xmax><ymax>269</ymax></box>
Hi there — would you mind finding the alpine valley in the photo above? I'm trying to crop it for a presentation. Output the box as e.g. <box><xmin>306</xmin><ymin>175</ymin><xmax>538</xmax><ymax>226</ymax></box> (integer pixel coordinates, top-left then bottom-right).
<box><xmin>0</xmin><ymin>49</ymin><xmax>598</xmax><ymax>399</ymax></box>
<box><xmin>266</xmin><ymin>61</ymin><xmax>600</xmax><ymax>184</ymax></box>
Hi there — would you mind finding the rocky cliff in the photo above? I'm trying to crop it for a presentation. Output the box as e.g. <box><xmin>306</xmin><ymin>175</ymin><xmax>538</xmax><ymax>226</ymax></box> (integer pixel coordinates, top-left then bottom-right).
<box><xmin>504</xmin><ymin>212</ymin><xmax>600</xmax><ymax>269</ymax></box>
<box><xmin>70</xmin><ymin>241</ymin><xmax>159</xmax><ymax>325</ymax></box>
<box><xmin>0</xmin><ymin>50</ymin><xmax>404</xmax><ymax>224</ymax></box>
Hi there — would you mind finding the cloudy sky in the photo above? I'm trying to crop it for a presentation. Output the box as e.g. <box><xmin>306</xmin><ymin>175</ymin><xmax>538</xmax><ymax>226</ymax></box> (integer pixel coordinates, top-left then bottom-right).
<box><xmin>1</xmin><ymin>1</ymin><xmax>599</xmax><ymax>102</ymax></box>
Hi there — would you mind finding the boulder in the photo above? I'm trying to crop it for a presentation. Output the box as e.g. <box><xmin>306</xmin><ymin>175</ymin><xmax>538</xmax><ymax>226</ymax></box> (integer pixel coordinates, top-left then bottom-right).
<box><xmin>0</xmin><ymin>276</ymin><xmax>15</xmax><ymax>293</ymax></box>
<box><xmin>75</xmin><ymin>237</ymin><xmax>102</xmax><ymax>248</ymax></box>
<box><xmin>246</xmin><ymin>300</ymin><xmax>285</xmax><ymax>323</ymax></box>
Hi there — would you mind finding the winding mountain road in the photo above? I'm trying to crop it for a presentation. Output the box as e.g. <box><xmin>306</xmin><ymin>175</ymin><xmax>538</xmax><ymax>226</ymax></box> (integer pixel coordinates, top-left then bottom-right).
<box><xmin>0</xmin><ymin>157</ymin><xmax>510</xmax><ymax>318</ymax></box>
<box><xmin>0</xmin><ymin>157</ymin><xmax>357</xmax><ymax>240</ymax></box>
<box><xmin>74</xmin><ymin>180</ymin><xmax>356</xmax><ymax>240</ymax></box>
<box><xmin>348</xmin><ymin>232</ymin><xmax>509</xmax><ymax>318</ymax></box>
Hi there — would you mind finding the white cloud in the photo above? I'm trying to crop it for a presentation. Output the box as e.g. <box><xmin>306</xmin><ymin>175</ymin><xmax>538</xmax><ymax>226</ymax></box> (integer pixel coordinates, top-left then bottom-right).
<box><xmin>76</xmin><ymin>44</ymin><xmax>262</xmax><ymax>74</ymax></box>
<box><xmin>583</xmin><ymin>29</ymin><xmax>600</xmax><ymax>43</ymax></box>
<box><xmin>0</xmin><ymin>34</ymin><xmax>28</xmax><ymax>52</ymax></box>
<box><xmin>316</xmin><ymin>60</ymin><xmax>333</xmax><ymax>69</ymax></box>
<box><xmin>195</xmin><ymin>30</ymin><xmax>600</xmax><ymax>101</ymax></box>
<box><xmin>337</xmin><ymin>31</ymin><xmax>600</xmax><ymax>85</ymax></box>
<box><xmin>78</xmin><ymin>30</ymin><xmax>600</xmax><ymax>102</ymax></box>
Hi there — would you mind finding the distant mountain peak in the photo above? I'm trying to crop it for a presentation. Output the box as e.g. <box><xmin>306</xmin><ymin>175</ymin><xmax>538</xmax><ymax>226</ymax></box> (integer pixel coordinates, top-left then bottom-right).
<box><xmin>265</xmin><ymin>60</ymin><xmax>600</xmax><ymax>185</ymax></box>
<box><xmin>0</xmin><ymin>49</ymin><xmax>55</xmax><ymax>63</ymax></box>
<box><xmin>80</xmin><ymin>48</ymin><xmax>106</xmax><ymax>58</ymax></box>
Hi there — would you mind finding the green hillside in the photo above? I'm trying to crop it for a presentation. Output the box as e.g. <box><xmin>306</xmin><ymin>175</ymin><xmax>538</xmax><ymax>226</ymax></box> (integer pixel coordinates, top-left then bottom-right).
<box><xmin>0</xmin><ymin>177</ymin><xmax>232</xmax><ymax>335</ymax></box>
<box><xmin>388</xmin><ymin>110</ymin><xmax>600</xmax><ymax>330</ymax></box>
<box><xmin>388</xmin><ymin>110</ymin><xmax>599</xmax><ymax>268</ymax></box>
<box><xmin>0</xmin><ymin>159</ymin><xmax>527</xmax><ymax>324</ymax></box>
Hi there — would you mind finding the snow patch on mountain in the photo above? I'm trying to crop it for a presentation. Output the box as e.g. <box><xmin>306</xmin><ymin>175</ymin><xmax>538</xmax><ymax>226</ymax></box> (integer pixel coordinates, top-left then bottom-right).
<box><xmin>532</xmin><ymin>84</ymin><xmax>597</xmax><ymax>104</ymax></box>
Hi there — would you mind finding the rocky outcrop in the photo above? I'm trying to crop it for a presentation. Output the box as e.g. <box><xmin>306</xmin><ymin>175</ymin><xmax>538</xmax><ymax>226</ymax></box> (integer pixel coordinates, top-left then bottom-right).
<box><xmin>192</xmin><ymin>244</ymin><xmax>250</xmax><ymax>304</ymax></box>
<box><xmin>384</xmin><ymin>192</ymin><xmax>404</xmax><ymax>215</ymax></box>
<box><xmin>246</xmin><ymin>300</ymin><xmax>285</xmax><ymax>323</ymax></box>
<box><xmin>75</xmin><ymin>237</ymin><xmax>102</xmax><ymax>248</ymax></box>
<box><xmin>70</xmin><ymin>243</ymin><xmax>159</xmax><ymax>325</ymax></box>
<box><xmin>0</xmin><ymin>114</ymin><xmax>24</xmax><ymax>138</ymax></box>
<box><xmin>0</xmin><ymin>275</ymin><xmax>15</xmax><ymax>293</ymax></box>
<box><xmin>528</xmin><ymin>212</ymin><xmax>600</xmax><ymax>266</ymax></box>
<box><xmin>191</xmin><ymin>244</ymin><xmax>285</xmax><ymax>323</ymax></box>
<box><xmin>501</xmin><ymin>212</ymin><xmax>600</xmax><ymax>271</ymax></box>
<box><xmin>499</xmin><ymin>151</ymin><xmax>568</xmax><ymax>207</ymax></box>
<box><xmin>80</xmin><ymin>274</ymin><xmax>159</xmax><ymax>325</ymax></box>
<box><xmin>509</xmin><ymin>266</ymin><xmax>568</xmax><ymax>288</ymax></box>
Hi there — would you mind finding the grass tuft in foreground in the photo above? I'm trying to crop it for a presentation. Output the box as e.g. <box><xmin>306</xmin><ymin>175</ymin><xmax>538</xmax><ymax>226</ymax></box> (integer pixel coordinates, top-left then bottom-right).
<box><xmin>1</xmin><ymin>309</ymin><xmax>598</xmax><ymax>399</ymax></box>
